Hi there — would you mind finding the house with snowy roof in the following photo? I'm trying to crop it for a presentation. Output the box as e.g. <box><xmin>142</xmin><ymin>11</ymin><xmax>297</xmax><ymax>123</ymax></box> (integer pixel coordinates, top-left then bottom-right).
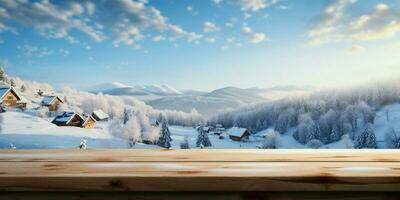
<box><xmin>228</xmin><ymin>127</ymin><xmax>250</xmax><ymax>141</ymax></box>
<box><xmin>0</xmin><ymin>85</ymin><xmax>26</xmax><ymax>109</ymax></box>
<box><xmin>82</xmin><ymin>115</ymin><xmax>96</xmax><ymax>128</ymax></box>
<box><xmin>91</xmin><ymin>109</ymin><xmax>109</xmax><ymax>121</ymax></box>
<box><xmin>52</xmin><ymin>112</ymin><xmax>90</xmax><ymax>128</ymax></box>
<box><xmin>41</xmin><ymin>95</ymin><xmax>63</xmax><ymax>111</ymax></box>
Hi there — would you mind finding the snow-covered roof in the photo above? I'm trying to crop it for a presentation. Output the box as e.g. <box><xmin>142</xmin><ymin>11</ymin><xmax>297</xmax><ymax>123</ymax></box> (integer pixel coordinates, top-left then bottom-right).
<box><xmin>0</xmin><ymin>86</ymin><xmax>22</xmax><ymax>101</ymax></box>
<box><xmin>228</xmin><ymin>127</ymin><xmax>249</xmax><ymax>137</ymax></box>
<box><xmin>52</xmin><ymin>112</ymin><xmax>83</xmax><ymax>125</ymax></box>
<box><xmin>82</xmin><ymin>115</ymin><xmax>96</xmax><ymax>126</ymax></box>
<box><xmin>91</xmin><ymin>109</ymin><xmax>109</xmax><ymax>120</ymax></box>
<box><xmin>203</xmin><ymin>127</ymin><xmax>211</xmax><ymax>131</ymax></box>
<box><xmin>41</xmin><ymin>96</ymin><xmax>63</xmax><ymax>106</ymax></box>
<box><xmin>216</xmin><ymin>124</ymin><xmax>223</xmax><ymax>128</ymax></box>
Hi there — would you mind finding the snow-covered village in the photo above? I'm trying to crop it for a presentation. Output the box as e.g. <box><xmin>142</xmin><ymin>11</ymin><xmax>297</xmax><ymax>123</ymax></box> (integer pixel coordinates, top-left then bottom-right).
<box><xmin>1</xmin><ymin>66</ymin><xmax>400</xmax><ymax>149</ymax></box>
<box><xmin>1</xmin><ymin>0</ymin><xmax>400</xmax><ymax>150</ymax></box>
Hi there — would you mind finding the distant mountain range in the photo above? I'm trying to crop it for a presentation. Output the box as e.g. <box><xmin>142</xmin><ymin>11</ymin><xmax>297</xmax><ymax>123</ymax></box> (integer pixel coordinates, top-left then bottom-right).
<box><xmin>87</xmin><ymin>82</ymin><xmax>312</xmax><ymax>117</ymax></box>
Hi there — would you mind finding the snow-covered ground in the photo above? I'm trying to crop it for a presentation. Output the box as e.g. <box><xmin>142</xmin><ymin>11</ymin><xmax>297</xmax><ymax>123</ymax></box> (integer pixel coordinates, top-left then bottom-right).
<box><xmin>0</xmin><ymin>110</ymin><xmax>263</xmax><ymax>149</ymax></box>
<box><xmin>1</xmin><ymin>103</ymin><xmax>400</xmax><ymax>149</ymax></box>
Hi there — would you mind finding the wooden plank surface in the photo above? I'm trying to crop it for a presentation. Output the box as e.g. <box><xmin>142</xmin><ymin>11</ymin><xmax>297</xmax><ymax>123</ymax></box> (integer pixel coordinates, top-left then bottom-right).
<box><xmin>1</xmin><ymin>149</ymin><xmax>400</xmax><ymax>162</ymax></box>
<box><xmin>0</xmin><ymin>149</ymin><xmax>400</xmax><ymax>192</ymax></box>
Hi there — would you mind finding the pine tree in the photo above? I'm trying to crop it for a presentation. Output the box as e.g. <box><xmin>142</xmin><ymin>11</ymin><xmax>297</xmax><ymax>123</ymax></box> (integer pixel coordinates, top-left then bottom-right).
<box><xmin>20</xmin><ymin>85</ymin><xmax>26</xmax><ymax>92</ymax></box>
<box><xmin>10</xmin><ymin>79</ymin><xmax>16</xmax><ymax>87</ymax></box>
<box><xmin>355</xmin><ymin>124</ymin><xmax>377</xmax><ymax>149</ymax></box>
<box><xmin>158</xmin><ymin>117</ymin><xmax>172</xmax><ymax>148</ymax></box>
<box><xmin>255</xmin><ymin>120</ymin><xmax>262</xmax><ymax>132</ymax></box>
<box><xmin>0</xmin><ymin>67</ymin><xmax>5</xmax><ymax>83</ymax></box>
<box><xmin>196</xmin><ymin>125</ymin><xmax>212</xmax><ymax>148</ymax></box>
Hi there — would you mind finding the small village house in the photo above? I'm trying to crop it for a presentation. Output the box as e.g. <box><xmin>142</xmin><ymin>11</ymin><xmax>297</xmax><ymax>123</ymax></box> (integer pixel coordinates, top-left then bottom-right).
<box><xmin>228</xmin><ymin>127</ymin><xmax>250</xmax><ymax>141</ymax></box>
<box><xmin>41</xmin><ymin>96</ymin><xmax>63</xmax><ymax>111</ymax></box>
<box><xmin>214</xmin><ymin>124</ymin><xmax>226</xmax><ymax>135</ymax></box>
<box><xmin>81</xmin><ymin>116</ymin><xmax>96</xmax><ymax>129</ymax></box>
<box><xmin>0</xmin><ymin>85</ymin><xmax>26</xmax><ymax>110</ymax></box>
<box><xmin>52</xmin><ymin>112</ymin><xmax>85</xmax><ymax>127</ymax></box>
<box><xmin>91</xmin><ymin>109</ymin><xmax>109</xmax><ymax>121</ymax></box>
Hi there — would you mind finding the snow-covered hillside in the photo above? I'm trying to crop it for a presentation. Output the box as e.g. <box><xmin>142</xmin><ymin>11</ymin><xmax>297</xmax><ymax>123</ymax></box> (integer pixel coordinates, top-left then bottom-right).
<box><xmin>88</xmin><ymin>82</ymin><xmax>313</xmax><ymax>117</ymax></box>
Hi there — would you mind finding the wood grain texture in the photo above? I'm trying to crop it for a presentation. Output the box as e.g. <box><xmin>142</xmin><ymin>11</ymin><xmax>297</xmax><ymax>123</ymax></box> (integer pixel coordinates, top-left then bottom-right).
<box><xmin>1</xmin><ymin>149</ymin><xmax>400</xmax><ymax>162</ymax></box>
<box><xmin>0</xmin><ymin>149</ymin><xmax>400</xmax><ymax>192</ymax></box>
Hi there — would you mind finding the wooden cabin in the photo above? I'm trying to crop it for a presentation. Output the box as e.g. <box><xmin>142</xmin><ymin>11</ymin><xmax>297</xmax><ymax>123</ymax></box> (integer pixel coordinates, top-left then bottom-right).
<box><xmin>82</xmin><ymin>116</ymin><xmax>96</xmax><ymax>129</ymax></box>
<box><xmin>41</xmin><ymin>96</ymin><xmax>63</xmax><ymax>111</ymax></box>
<box><xmin>52</xmin><ymin>112</ymin><xmax>85</xmax><ymax>127</ymax></box>
<box><xmin>91</xmin><ymin>109</ymin><xmax>109</xmax><ymax>121</ymax></box>
<box><xmin>228</xmin><ymin>127</ymin><xmax>250</xmax><ymax>141</ymax></box>
<box><xmin>0</xmin><ymin>86</ymin><xmax>22</xmax><ymax>108</ymax></box>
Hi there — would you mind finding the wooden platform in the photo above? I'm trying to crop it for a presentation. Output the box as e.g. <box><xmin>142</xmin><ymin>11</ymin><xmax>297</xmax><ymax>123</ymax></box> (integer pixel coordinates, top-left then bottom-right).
<box><xmin>1</xmin><ymin>149</ymin><xmax>400</xmax><ymax>199</ymax></box>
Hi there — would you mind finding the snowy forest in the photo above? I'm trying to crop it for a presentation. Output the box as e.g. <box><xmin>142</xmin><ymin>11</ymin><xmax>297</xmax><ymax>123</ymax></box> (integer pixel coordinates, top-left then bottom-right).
<box><xmin>211</xmin><ymin>79</ymin><xmax>400</xmax><ymax>148</ymax></box>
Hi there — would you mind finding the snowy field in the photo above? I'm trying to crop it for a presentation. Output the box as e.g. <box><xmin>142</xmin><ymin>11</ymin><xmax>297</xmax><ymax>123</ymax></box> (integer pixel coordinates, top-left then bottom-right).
<box><xmin>1</xmin><ymin>103</ymin><xmax>400</xmax><ymax>149</ymax></box>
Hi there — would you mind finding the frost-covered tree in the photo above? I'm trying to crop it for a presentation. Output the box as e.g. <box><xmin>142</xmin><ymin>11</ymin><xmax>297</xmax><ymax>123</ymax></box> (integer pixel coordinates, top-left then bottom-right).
<box><xmin>355</xmin><ymin>124</ymin><xmax>377</xmax><ymax>149</ymax></box>
<box><xmin>180</xmin><ymin>136</ymin><xmax>190</xmax><ymax>149</ymax></box>
<box><xmin>36</xmin><ymin>107</ymin><xmax>49</xmax><ymax>118</ymax></box>
<box><xmin>307</xmin><ymin>139</ymin><xmax>323</xmax><ymax>149</ymax></box>
<box><xmin>357</xmin><ymin>101</ymin><xmax>375</xmax><ymax>125</ymax></box>
<box><xmin>294</xmin><ymin>113</ymin><xmax>316</xmax><ymax>144</ymax></box>
<box><xmin>385</xmin><ymin>127</ymin><xmax>400</xmax><ymax>149</ymax></box>
<box><xmin>255</xmin><ymin>119</ymin><xmax>262</xmax><ymax>132</ymax></box>
<box><xmin>123</xmin><ymin>116</ymin><xmax>141</xmax><ymax>146</ymax></box>
<box><xmin>259</xmin><ymin>129</ymin><xmax>281</xmax><ymax>149</ymax></box>
<box><xmin>0</xmin><ymin>115</ymin><xmax>3</xmax><ymax>133</ymax></box>
<box><xmin>158</xmin><ymin>117</ymin><xmax>172</xmax><ymax>148</ymax></box>
<box><xmin>0</xmin><ymin>67</ymin><xmax>5</xmax><ymax>83</ymax></box>
<box><xmin>341</xmin><ymin>134</ymin><xmax>354</xmax><ymax>149</ymax></box>
<box><xmin>10</xmin><ymin>79</ymin><xmax>16</xmax><ymax>87</ymax></box>
<box><xmin>196</xmin><ymin>125</ymin><xmax>212</xmax><ymax>148</ymax></box>
<box><xmin>20</xmin><ymin>85</ymin><xmax>26</xmax><ymax>92</ymax></box>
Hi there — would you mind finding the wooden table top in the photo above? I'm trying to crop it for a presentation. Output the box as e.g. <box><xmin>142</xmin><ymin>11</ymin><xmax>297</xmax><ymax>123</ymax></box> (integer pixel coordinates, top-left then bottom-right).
<box><xmin>0</xmin><ymin>149</ymin><xmax>400</xmax><ymax>192</ymax></box>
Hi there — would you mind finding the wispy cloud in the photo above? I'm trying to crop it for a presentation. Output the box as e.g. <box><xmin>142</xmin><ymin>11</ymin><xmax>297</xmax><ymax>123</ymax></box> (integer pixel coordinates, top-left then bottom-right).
<box><xmin>348</xmin><ymin>44</ymin><xmax>365</xmax><ymax>54</ymax></box>
<box><xmin>203</xmin><ymin>21</ymin><xmax>220</xmax><ymax>32</ymax></box>
<box><xmin>213</xmin><ymin>0</ymin><xmax>280</xmax><ymax>12</ymax></box>
<box><xmin>17</xmin><ymin>45</ymin><xmax>53</xmax><ymax>58</ymax></box>
<box><xmin>308</xmin><ymin>1</ymin><xmax>400</xmax><ymax>46</ymax></box>
<box><xmin>0</xmin><ymin>0</ymin><xmax>202</xmax><ymax>46</ymax></box>
<box><xmin>242</xmin><ymin>25</ymin><xmax>268</xmax><ymax>43</ymax></box>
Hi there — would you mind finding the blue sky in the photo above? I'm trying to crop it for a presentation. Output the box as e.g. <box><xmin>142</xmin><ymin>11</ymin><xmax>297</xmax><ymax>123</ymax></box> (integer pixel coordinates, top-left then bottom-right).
<box><xmin>0</xmin><ymin>0</ymin><xmax>400</xmax><ymax>91</ymax></box>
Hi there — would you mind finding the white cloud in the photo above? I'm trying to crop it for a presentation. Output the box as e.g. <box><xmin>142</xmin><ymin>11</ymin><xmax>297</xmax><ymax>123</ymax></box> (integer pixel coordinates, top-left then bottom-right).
<box><xmin>85</xmin><ymin>2</ymin><xmax>96</xmax><ymax>15</ymax></box>
<box><xmin>225</xmin><ymin>22</ymin><xmax>234</xmax><ymax>28</ymax></box>
<box><xmin>308</xmin><ymin>1</ymin><xmax>400</xmax><ymax>46</ymax></box>
<box><xmin>205</xmin><ymin>37</ymin><xmax>216</xmax><ymax>43</ymax></box>
<box><xmin>17</xmin><ymin>45</ymin><xmax>53</xmax><ymax>58</ymax></box>
<box><xmin>348</xmin><ymin>44</ymin><xmax>365</xmax><ymax>54</ymax></box>
<box><xmin>152</xmin><ymin>35</ymin><xmax>166</xmax><ymax>42</ymax></box>
<box><xmin>250</xmin><ymin>32</ymin><xmax>267</xmax><ymax>43</ymax></box>
<box><xmin>242</xmin><ymin>25</ymin><xmax>268</xmax><ymax>43</ymax></box>
<box><xmin>0</xmin><ymin>0</ymin><xmax>202</xmax><ymax>46</ymax></box>
<box><xmin>277</xmin><ymin>5</ymin><xmax>288</xmax><ymax>10</ymax></box>
<box><xmin>242</xmin><ymin>25</ymin><xmax>252</xmax><ymax>33</ymax></box>
<box><xmin>203</xmin><ymin>21</ymin><xmax>220</xmax><ymax>32</ymax></box>
<box><xmin>0</xmin><ymin>0</ymin><xmax>104</xmax><ymax>43</ymax></box>
<box><xmin>186</xmin><ymin>5</ymin><xmax>199</xmax><ymax>15</ymax></box>
<box><xmin>58</xmin><ymin>48</ymin><xmax>70</xmax><ymax>57</ymax></box>
<box><xmin>213</xmin><ymin>0</ymin><xmax>280</xmax><ymax>12</ymax></box>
